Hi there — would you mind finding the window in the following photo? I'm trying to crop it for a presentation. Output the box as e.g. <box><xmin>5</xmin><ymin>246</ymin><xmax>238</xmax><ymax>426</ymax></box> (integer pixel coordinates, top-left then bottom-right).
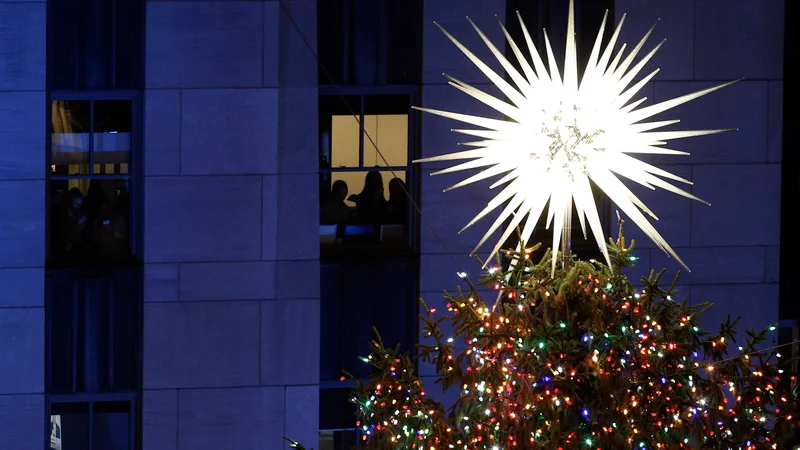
<box><xmin>47</xmin><ymin>0</ymin><xmax>144</xmax><ymax>266</ymax></box>
<box><xmin>319</xmin><ymin>429</ymin><xmax>360</xmax><ymax>450</ymax></box>
<box><xmin>319</xmin><ymin>93</ymin><xmax>418</xmax><ymax>250</ymax></box>
<box><xmin>317</xmin><ymin>0</ymin><xmax>422</xmax><ymax>86</ymax></box>
<box><xmin>49</xmin><ymin>399</ymin><xmax>137</xmax><ymax>450</ymax></box>
<box><xmin>46</xmin><ymin>268</ymin><xmax>142</xmax><ymax>395</ymax></box>
<box><xmin>48</xmin><ymin>96</ymin><xmax>140</xmax><ymax>266</ymax></box>
<box><xmin>319</xmin><ymin>387</ymin><xmax>361</xmax><ymax>446</ymax></box>
<box><xmin>49</xmin><ymin>0</ymin><xmax>145</xmax><ymax>90</ymax></box>
<box><xmin>503</xmin><ymin>0</ymin><xmax>614</xmax><ymax>258</ymax></box>
<box><xmin>320</xmin><ymin>260</ymin><xmax>417</xmax><ymax>383</ymax></box>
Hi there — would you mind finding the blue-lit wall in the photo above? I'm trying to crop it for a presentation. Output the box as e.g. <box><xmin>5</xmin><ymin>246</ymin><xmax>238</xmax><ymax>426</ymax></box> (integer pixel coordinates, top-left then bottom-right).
<box><xmin>140</xmin><ymin>1</ymin><xmax>320</xmax><ymax>449</ymax></box>
<box><xmin>0</xmin><ymin>1</ymin><xmax>47</xmax><ymax>448</ymax></box>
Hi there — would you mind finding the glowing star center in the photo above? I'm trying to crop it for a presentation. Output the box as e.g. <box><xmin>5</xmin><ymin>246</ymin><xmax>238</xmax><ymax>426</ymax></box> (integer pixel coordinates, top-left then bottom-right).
<box><xmin>538</xmin><ymin>106</ymin><xmax>604</xmax><ymax>179</ymax></box>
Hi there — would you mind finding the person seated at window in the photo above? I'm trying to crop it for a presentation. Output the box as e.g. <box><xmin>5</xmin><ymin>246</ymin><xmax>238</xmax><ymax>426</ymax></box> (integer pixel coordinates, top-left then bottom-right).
<box><xmin>82</xmin><ymin>180</ymin><xmax>128</xmax><ymax>257</ymax></box>
<box><xmin>321</xmin><ymin>180</ymin><xmax>353</xmax><ymax>224</ymax></box>
<box><xmin>386</xmin><ymin>177</ymin><xmax>408</xmax><ymax>224</ymax></box>
<box><xmin>52</xmin><ymin>187</ymin><xmax>87</xmax><ymax>254</ymax></box>
<box><xmin>352</xmin><ymin>170</ymin><xmax>388</xmax><ymax>223</ymax></box>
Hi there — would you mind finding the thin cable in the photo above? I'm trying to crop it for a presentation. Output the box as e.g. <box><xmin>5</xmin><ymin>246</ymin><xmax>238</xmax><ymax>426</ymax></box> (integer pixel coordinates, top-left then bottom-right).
<box><xmin>277</xmin><ymin>0</ymin><xmax>477</xmax><ymax>288</ymax></box>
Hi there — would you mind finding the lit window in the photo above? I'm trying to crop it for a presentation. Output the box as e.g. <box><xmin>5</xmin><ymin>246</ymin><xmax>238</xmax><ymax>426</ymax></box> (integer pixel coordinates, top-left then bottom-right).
<box><xmin>319</xmin><ymin>94</ymin><xmax>416</xmax><ymax>247</ymax></box>
<box><xmin>48</xmin><ymin>98</ymin><xmax>138</xmax><ymax>265</ymax></box>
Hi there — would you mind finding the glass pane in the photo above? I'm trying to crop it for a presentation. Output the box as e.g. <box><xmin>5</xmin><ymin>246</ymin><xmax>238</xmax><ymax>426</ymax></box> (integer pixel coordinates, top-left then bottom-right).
<box><xmin>47</xmin><ymin>273</ymin><xmax>76</xmax><ymax>393</ymax></box>
<box><xmin>317</xmin><ymin>0</ymin><xmax>347</xmax><ymax>85</ymax></box>
<box><xmin>93</xmin><ymin>402</ymin><xmax>131</xmax><ymax>450</ymax></box>
<box><xmin>320</xmin><ymin>262</ymin><xmax>416</xmax><ymax>380</ymax></box>
<box><xmin>320</xmin><ymin>96</ymin><xmax>360</xmax><ymax>170</ymax></box>
<box><xmin>47</xmin><ymin>272</ymin><xmax>141</xmax><ymax>394</ymax></box>
<box><xmin>49</xmin><ymin>179</ymin><xmax>131</xmax><ymax>262</ymax></box>
<box><xmin>320</xmin><ymin>429</ymin><xmax>359</xmax><ymax>450</ymax></box>
<box><xmin>93</xmin><ymin>101</ymin><xmax>132</xmax><ymax>175</ymax></box>
<box><xmin>51</xmin><ymin>101</ymin><xmax>90</xmax><ymax>176</ymax></box>
<box><xmin>386</xmin><ymin>1</ymin><xmax>422</xmax><ymax>85</ymax></box>
<box><xmin>110</xmin><ymin>274</ymin><xmax>140</xmax><ymax>392</ymax></box>
<box><xmin>113</xmin><ymin>0</ymin><xmax>145</xmax><ymax>90</ymax></box>
<box><xmin>50</xmin><ymin>403</ymin><xmax>89</xmax><ymax>450</ymax></box>
<box><xmin>330</xmin><ymin>115</ymin><xmax>360</xmax><ymax>167</ymax></box>
<box><xmin>49</xmin><ymin>0</ymin><xmax>82</xmax><ymax>90</ymax></box>
<box><xmin>362</xmin><ymin>114</ymin><xmax>408</xmax><ymax>167</ymax></box>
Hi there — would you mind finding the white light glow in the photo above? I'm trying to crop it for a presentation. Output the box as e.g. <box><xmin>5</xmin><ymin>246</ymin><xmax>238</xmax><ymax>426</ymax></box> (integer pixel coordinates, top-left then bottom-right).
<box><xmin>414</xmin><ymin>0</ymin><xmax>735</xmax><ymax>273</ymax></box>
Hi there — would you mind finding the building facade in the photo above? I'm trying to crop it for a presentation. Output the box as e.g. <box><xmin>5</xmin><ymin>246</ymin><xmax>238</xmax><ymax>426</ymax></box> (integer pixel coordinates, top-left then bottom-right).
<box><xmin>0</xmin><ymin>0</ymin><xmax>791</xmax><ymax>449</ymax></box>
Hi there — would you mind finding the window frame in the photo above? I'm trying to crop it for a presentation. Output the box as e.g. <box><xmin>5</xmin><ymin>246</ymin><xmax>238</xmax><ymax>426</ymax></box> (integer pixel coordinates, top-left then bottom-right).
<box><xmin>319</xmin><ymin>85</ymin><xmax>421</xmax><ymax>253</ymax></box>
<box><xmin>46</xmin><ymin>90</ymin><xmax>143</xmax><ymax>266</ymax></box>
<box><xmin>319</xmin><ymin>427</ymin><xmax>361</xmax><ymax>450</ymax></box>
<box><xmin>46</xmin><ymin>394</ymin><xmax>139</xmax><ymax>450</ymax></box>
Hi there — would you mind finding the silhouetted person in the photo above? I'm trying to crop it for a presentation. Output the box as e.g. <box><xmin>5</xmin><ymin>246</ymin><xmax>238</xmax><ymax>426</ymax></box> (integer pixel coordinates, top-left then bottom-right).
<box><xmin>53</xmin><ymin>187</ymin><xmax>87</xmax><ymax>254</ymax></box>
<box><xmin>321</xmin><ymin>180</ymin><xmax>353</xmax><ymax>224</ymax></box>
<box><xmin>386</xmin><ymin>177</ymin><xmax>408</xmax><ymax>224</ymax></box>
<box><xmin>353</xmin><ymin>171</ymin><xmax>388</xmax><ymax>223</ymax></box>
<box><xmin>82</xmin><ymin>179</ymin><xmax>126</xmax><ymax>256</ymax></box>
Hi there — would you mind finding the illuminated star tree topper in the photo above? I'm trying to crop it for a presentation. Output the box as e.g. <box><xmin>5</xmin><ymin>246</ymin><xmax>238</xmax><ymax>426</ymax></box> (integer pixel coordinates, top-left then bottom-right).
<box><xmin>414</xmin><ymin>0</ymin><xmax>736</xmax><ymax>273</ymax></box>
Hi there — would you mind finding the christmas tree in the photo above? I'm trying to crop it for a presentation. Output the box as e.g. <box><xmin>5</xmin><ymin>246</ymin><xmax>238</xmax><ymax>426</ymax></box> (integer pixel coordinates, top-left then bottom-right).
<box><xmin>347</xmin><ymin>223</ymin><xmax>798</xmax><ymax>449</ymax></box>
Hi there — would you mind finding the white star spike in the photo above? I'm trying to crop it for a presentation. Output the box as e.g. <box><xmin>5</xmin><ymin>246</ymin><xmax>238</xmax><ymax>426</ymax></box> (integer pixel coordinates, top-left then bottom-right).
<box><xmin>414</xmin><ymin>1</ymin><xmax>736</xmax><ymax>273</ymax></box>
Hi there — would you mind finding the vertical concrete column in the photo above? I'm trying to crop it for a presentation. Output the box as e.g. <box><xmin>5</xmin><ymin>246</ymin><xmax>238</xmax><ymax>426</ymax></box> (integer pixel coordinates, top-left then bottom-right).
<box><xmin>142</xmin><ymin>2</ymin><xmax>287</xmax><ymax>449</ymax></box>
<box><xmin>0</xmin><ymin>2</ymin><xmax>47</xmax><ymax>449</ymax></box>
<box><xmin>273</xmin><ymin>1</ymin><xmax>321</xmax><ymax>448</ymax></box>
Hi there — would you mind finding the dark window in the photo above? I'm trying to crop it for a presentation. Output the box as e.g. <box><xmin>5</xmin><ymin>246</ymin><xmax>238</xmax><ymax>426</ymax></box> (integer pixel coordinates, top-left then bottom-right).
<box><xmin>319</xmin><ymin>428</ymin><xmax>360</xmax><ymax>450</ymax></box>
<box><xmin>319</xmin><ymin>93</ymin><xmax>418</xmax><ymax>251</ymax></box>
<box><xmin>781</xmin><ymin>0</ymin><xmax>800</xmax><ymax>323</ymax></box>
<box><xmin>49</xmin><ymin>0</ymin><xmax>145</xmax><ymax>90</ymax></box>
<box><xmin>48</xmin><ymin>96</ymin><xmax>140</xmax><ymax>266</ymax></box>
<box><xmin>49</xmin><ymin>399</ymin><xmax>137</xmax><ymax>450</ymax></box>
<box><xmin>504</xmin><ymin>0</ymin><xmax>614</xmax><ymax>259</ymax></box>
<box><xmin>320</xmin><ymin>260</ymin><xmax>417</xmax><ymax>383</ymax></box>
<box><xmin>505</xmin><ymin>0</ymin><xmax>615</xmax><ymax>79</ymax></box>
<box><xmin>46</xmin><ymin>268</ymin><xmax>142</xmax><ymax>395</ymax></box>
<box><xmin>317</xmin><ymin>0</ymin><xmax>422</xmax><ymax>86</ymax></box>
